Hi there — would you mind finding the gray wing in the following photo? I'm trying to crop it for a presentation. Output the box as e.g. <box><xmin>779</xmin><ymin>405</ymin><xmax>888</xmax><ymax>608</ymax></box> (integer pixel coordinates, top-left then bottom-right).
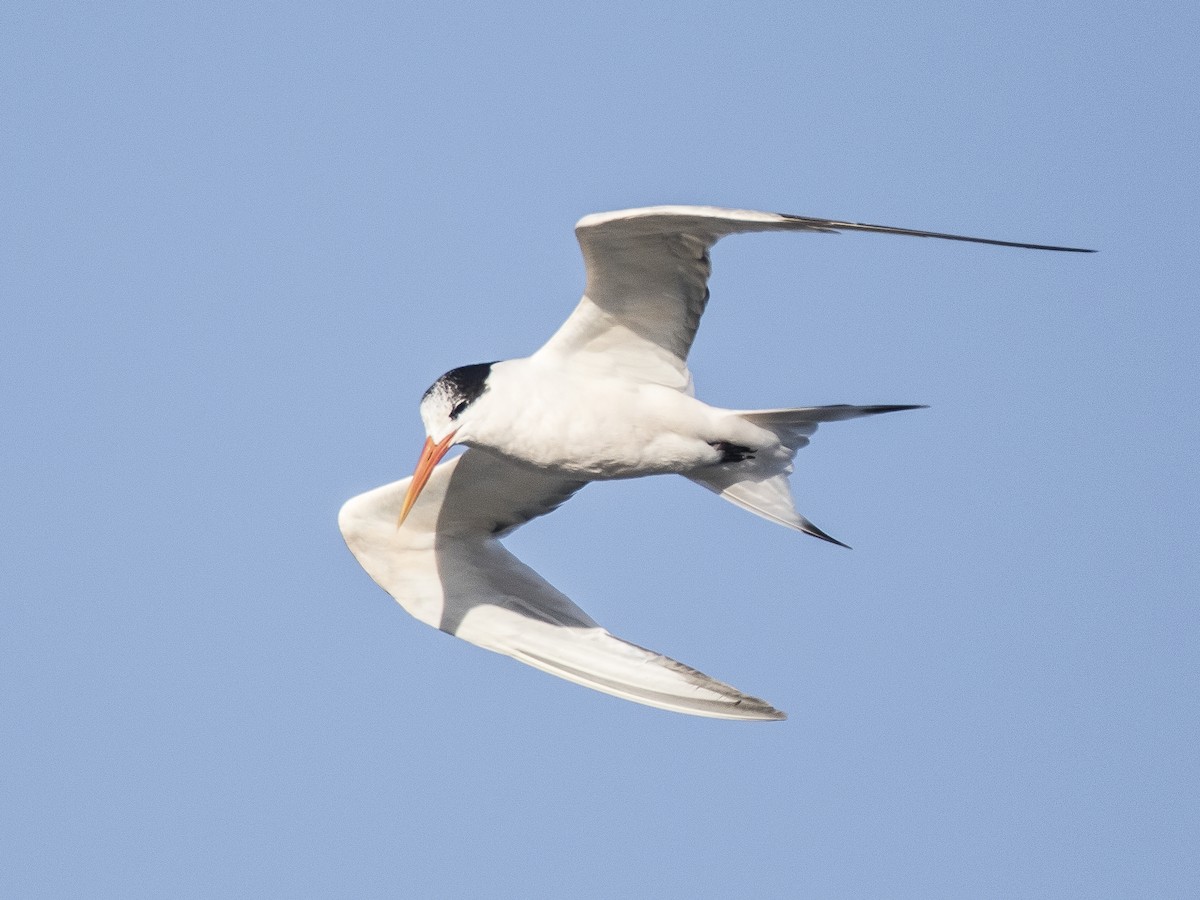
<box><xmin>536</xmin><ymin>205</ymin><xmax>1092</xmax><ymax>390</ymax></box>
<box><xmin>338</xmin><ymin>447</ymin><xmax>785</xmax><ymax>720</ymax></box>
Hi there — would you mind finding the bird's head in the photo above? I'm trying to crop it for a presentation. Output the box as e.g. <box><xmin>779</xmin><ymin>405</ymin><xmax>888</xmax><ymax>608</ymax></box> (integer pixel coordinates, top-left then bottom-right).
<box><xmin>397</xmin><ymin>361</ymin><xmax>496</xmax><ymax>527</ymax></box>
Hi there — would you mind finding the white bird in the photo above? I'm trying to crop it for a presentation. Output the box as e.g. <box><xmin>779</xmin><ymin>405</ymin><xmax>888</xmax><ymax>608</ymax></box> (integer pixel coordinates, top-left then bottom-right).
<box><xmin>339</xmin><ymin>206</ymin><xmax>1091</xmax><ymax>720</ymax></box>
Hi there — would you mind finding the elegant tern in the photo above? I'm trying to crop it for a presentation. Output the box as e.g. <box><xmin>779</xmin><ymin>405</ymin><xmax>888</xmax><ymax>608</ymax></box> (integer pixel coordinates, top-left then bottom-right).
<box><xmin>339</xmin><ymin>205</ymin><xmax>1091</xmax><ymax>720</ymax></box>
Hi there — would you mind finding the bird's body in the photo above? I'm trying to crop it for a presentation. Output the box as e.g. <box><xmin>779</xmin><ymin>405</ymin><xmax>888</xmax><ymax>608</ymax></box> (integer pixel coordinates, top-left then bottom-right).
<box><xmin>340</xmin><ymin>205</ymin><xmax>1091</xmax><ymax>720</ymax></box>
<box><xmin>450</xmin><ymin>358</ymin><xmax>759</xmax><ymax>478</ymax></box>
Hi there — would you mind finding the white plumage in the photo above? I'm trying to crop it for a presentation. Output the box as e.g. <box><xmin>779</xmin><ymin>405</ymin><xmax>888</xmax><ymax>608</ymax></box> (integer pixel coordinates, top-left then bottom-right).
<box><xmin>339</xmin><ymin>205</ymin><xmax>1091</xmax><ymax>719</ymax></box>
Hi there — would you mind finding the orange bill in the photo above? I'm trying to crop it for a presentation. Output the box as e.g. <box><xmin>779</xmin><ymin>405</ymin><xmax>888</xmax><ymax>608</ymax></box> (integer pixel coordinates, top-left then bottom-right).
<box><xmin>396</xmin><ymin>432</ymin><xmax>457</xmax><ymax>528</ymax></box>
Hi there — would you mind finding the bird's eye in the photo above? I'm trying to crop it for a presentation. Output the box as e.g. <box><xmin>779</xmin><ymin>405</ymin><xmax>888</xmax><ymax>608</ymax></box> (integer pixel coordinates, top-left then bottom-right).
<box><xmin>450</xmin><ymin>400</ymin><xmax>469</xmax><ymax>420</ymax></box>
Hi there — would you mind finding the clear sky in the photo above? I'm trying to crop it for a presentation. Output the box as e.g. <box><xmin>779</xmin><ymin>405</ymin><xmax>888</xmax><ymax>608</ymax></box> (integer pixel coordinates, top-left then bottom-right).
<box><xmin>3</xmin><ymin>2</ymin><xmax>1196</xmax><ymax>897</ymax></box>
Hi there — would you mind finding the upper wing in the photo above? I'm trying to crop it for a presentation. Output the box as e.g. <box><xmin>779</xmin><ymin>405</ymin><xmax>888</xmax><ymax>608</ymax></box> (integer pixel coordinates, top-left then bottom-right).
<box><xmin>338</xmin><ymin>447</ymin><xmax>785</xmax><ymax>720</ymax></box>
<box><xmin>536</xmin><ymin>205</ymin><xmax>1093</xmax><ymax>390</ymax></box>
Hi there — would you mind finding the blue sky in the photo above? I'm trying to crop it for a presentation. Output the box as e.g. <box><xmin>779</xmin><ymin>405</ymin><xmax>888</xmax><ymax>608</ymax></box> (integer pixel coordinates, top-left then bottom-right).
<box><xmin>3</xmin><ymin>2</ymin><xmax>1196</xmax><ymax>897</ymax></box>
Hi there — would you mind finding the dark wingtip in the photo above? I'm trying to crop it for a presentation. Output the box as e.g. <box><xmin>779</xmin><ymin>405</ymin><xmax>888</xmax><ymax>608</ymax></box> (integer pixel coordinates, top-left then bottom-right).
<box><xmin>862</xmin><ymin>404</ymin><xmax>928</xmax><ymax>415</ymax></box>
<box><xmin>779</xmin><ymin>213</ymin><xmax>1096</xmax><ymax>253</ymax></box>
<box><xmin>798</xmin><ymin>516</ymin><xmax>852</xmax><ymax>549</ymax></box>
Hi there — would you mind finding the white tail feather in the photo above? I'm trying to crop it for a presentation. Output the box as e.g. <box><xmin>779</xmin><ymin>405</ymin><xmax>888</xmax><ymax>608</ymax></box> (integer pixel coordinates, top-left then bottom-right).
<box><xmin>687</xmin><ymin>404</ymin><xmax>924</xmax><ymax>547</ymax></box>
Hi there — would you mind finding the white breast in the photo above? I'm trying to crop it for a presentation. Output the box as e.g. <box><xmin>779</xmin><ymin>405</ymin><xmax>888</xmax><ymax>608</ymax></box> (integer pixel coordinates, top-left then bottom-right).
<box><xmin>463</xmin><ymin>357</ymin><xmax>727</xmax><ymax>479</ymax></box>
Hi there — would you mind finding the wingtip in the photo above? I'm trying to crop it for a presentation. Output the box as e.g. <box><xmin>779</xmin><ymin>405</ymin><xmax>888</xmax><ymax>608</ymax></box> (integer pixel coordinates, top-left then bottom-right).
<box><xmin>723</xmin><ymin>695</ymin><xmax>788</xmax><ymax>721</ymax></box>
<box><xmin>705</xmin><ymin>698</ymin><xmax>787</xmax><ymax>721</ymax></box>
<box><xmin>798</xmin><ymin>514</ymin><xmax>852</xmax><ymax>549</ymax></box>
<box><xmin>697</xmin><ymin>697</ymin><xmax>786</xmax><ymax>721</ymax></box>
<box><xmin>862</xmin><ymin>404</ymin><xmax>928</xmax><ymax>415</ymax></box>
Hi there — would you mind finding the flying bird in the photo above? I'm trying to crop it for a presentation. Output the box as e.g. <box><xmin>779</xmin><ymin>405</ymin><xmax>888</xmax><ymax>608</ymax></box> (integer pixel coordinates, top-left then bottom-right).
<box><xmin>339</xmin><ymin>205</ymin><xmax>1092</xmax><ymax>720</ymax></box>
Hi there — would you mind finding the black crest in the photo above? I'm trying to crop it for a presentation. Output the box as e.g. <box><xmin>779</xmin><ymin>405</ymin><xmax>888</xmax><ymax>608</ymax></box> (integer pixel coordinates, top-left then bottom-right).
<box><xmin>424</xmin><ymin>361</ymin><xmax>496</xmax><ymax>419</ymax></box>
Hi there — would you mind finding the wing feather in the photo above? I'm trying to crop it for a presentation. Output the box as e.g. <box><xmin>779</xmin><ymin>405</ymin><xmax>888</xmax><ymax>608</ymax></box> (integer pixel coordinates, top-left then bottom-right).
<box><xmin>536</xmin><ymin>205</ymin><xmax>1092</xmax><ymax>389</ymax></box>
<box><xmin>338</xmin><ymin>448</ymin><xmax>785</xmax><ymax>720</ymax></box>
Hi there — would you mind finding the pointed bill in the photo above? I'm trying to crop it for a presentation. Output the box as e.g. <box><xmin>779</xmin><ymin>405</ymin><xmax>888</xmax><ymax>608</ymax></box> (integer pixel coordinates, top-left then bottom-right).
<box><xmin>397</xmin><ymin>432</ymin><xmax>457</xmax><ymax>528</ymax></box>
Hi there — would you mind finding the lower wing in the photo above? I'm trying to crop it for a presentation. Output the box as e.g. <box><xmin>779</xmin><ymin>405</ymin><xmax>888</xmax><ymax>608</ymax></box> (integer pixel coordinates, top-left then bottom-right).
<box><xmin>338</xmin><ymin>448</ymin><xmax>785</xmax><ymax>720</ymax></box>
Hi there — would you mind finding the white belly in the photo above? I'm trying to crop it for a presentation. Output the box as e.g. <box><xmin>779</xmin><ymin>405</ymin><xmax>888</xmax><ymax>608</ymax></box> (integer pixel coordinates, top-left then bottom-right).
<box><xmin>465</xmin><ymin>365</ymin><xmax>733</xmax><ymax>479</ymax></box>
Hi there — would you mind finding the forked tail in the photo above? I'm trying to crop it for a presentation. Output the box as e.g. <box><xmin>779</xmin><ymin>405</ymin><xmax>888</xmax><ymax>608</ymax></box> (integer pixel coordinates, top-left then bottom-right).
<box><xmin>686</xmin><ymin>404</ymin><xmax>925</xmax><ymax>547</ymax></box>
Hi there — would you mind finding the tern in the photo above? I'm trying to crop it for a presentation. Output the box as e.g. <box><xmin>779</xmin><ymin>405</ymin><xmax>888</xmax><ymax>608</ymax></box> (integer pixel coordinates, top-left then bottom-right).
<box><xmin>339</xmin><ymin>205</ymin><xmax>1091</xmax><ymax>720</ymax></box>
